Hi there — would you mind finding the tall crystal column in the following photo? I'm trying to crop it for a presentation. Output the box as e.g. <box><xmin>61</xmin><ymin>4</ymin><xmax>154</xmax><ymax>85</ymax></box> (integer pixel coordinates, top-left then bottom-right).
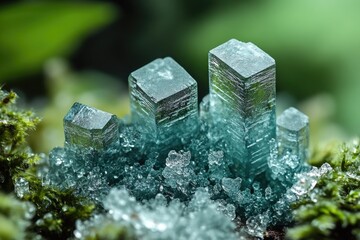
<box><xmin>209</xmin><ymin>39</ymin><xmax>276</xmax><ymax>177</ymax></box>
<box><xmin>64</xmin><ymin>102</ymin><xmax>119</xmax><ymax>149</ymax></box>
<box><xmin>277</xmin><ymin>107</ymin><xmax>309</xmax><ymax>163</ymax></box>
<box><xmin>129</xmin><ymin>57</ymin><xmax>198</xmax><ymax>146</ymax></box>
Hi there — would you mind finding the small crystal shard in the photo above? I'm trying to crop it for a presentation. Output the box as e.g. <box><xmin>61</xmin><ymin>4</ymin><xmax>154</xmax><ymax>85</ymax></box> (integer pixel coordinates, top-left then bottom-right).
<box><xmin>290</xmin><ymin>163</ymin><xmax>331</xmax><ymax>197</ymax></box>
<box><xmin>209</xmin><ymin>39</ymin><xmax>276</xmax><ymax>177</ymax></box>
<box><xmin>64</xmin><ymin>102</ymin><xmax>119</xmax><ymax>149</ymax></box>
<box><xmin>162</xmin><ymin>150</ymin><xmax>196</xmax><ymax>196</ymax></box>
<box><xmin>14</xmin><ymin>177</ymin><xmax>30</xmax><ymax>198</ymax></box>
<box><xmin>129</xmin><ymin>57</ymin><xmax>198</xmax><ymax>145</ymax></box>
<box><xmin>277</xmin><ymin>107</ymin><xmax>309</xmax><ymax>163</ymax></box>
<box><xmin>222</xmin><ymin>177</ymin><xmax>242</xmax><ymax>201</ymax></box>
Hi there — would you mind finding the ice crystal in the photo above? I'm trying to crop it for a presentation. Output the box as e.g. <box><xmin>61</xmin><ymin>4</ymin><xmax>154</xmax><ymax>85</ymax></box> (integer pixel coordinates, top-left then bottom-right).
<box><xmin>209</xmin><ymin>39</ymin><xmax>276</xmax><ymax>178</ymax></box>
<box><xmin>277</xmin><ymin>107</ymin><xmax>309</xmax><ymax>163</ymax></box>
<box><xmin>14</xmin><ymin>177</ymin><xmax>30</xmax><ymax>198</ymax></box>
<box><xmin>129</xmin><ymin>57</ymin><xmax>198</xmax><ymax>148</ymax></box>
<box><xmin>42</xmin><ymin>39</ymin><xmax>312</xmax><ymax>239</ymax></box>
<box><xmin>64</xmin><ymin>102</ymin><xmax>118</xmax><ymax>149</ymax></box>
<box><xmin>75</xmin><ymin>188</ymin><xmax>238</xmax><ymax>240</ymax></box>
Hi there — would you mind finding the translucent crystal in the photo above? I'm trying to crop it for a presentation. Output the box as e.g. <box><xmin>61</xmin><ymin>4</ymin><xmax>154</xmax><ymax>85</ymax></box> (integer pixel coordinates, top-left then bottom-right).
<box><xmin>208</xmin><ymin>151</ymin><xmax>230</xmax><ymax>182</ymax></box>
<box><xmin>209</xmin><ymin>39</ymin><xmax>276</xmax><ymax>177</ymax></box>
<box><xmin>46</xmin><ymin>146</ymin><xmax>110</xmax><ymax>202</ymax></box>
<box><xmin>216</xmin><ymin>202</ymin><xmax>236</xmax><ymax>220</ymax></box>
<box><xmin>76</xmin><ymin>188</ymin><xmax>239</xmax><ymax>240</ymax></box>
<box><xmin>64</xmin><ymin>102</ymin><xmax>119</xmax><ymax>149</ymax></box>
<box><xmin>245</xmin><ymin>211</ymin><xmax>270</xmax><ymax>238</ymax></box>
<box><xmin>264</xmin><ymin>187</ymin><xmax>272</xmax><ymax>200</ymax></box>
<box><xmin>277</xmin><ymin>107</ymin><xmax>309</xmax><ymax>163</ymax></box>
<box><xmin>42</xmin><ymin>38</ymin><xmax>314</xmax><ymax>239</ymax></box>
<box><xmin>162</xmin><ymin>150</ymin><xmax>196</xmax><ymax>196</ymax></box>
<box><xmin>290</xmin><ymin>163</ymin><xmax>332</xmax><ymax>197</ymax></box>
<box><xmin>266</xmin><ymin>137</ymin><xmax>309</xmax><ymax>189</ymax></box>
<box><xmin>14</xmin><ymin>177</ymin><xmax>30</xmax><ymax>198</ymax></box>
<box><xmin>222</xmin><ymin>177</ymin><xmax>242</xmax><ymax>201</ymax></box>
<box><xmin>129</xmin><ymin>57</ymin><xmax>198</xmax><ymax>146</ymax></box>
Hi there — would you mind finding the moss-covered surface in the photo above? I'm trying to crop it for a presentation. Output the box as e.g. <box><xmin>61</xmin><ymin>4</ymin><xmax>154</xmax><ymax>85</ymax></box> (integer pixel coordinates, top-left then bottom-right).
<box><xmin>20</xmin><ymin>170</ymin><xmax>95</xmax><ymax>239</ymax></box>
<box><xmin>0</xmin><ymin>89</ymin><xmax>94</xmax><ymax>239</ymax></box>
<box><xmin>288</xmin><ymin>140</ymin><xmax>360</xmax><ymax>240</ymax></box>
<box><xmin>0</xmin><ymin>89</ymin><xmax>40</xmax><ymax>192</ymax></box>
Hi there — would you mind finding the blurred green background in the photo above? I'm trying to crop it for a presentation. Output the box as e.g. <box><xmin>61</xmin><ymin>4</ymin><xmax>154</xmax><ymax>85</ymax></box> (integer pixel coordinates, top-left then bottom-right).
<box><xmin>1</xmin><ymin>0</ymin><xmax>360</xmax><ymax>153</ymax></box>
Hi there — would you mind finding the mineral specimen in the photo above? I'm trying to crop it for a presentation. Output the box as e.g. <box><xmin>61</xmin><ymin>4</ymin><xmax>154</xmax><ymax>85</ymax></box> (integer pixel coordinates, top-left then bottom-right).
<box><xmin>277</xmin><ymin>107</ymin><xmax>309</xmax><ymax>164</ymax></box>
<box><xmin>64</xmin><ymin>102</ymin><xmax>119</xmax><ymax>149</ymax></box>
<box><xmin>42</xmin><ymin>39</ymin><xmax>313</xmax><ymax>239</ymax></box>
<box><xmin>209</xmin><ymin>39</ymin><xmax>276</xmax><ymax>178</ymax></box>
<box><xmin>129</xmin><ymin>57</ymin><xmax>198</xmax><ymax>147</ymax></box>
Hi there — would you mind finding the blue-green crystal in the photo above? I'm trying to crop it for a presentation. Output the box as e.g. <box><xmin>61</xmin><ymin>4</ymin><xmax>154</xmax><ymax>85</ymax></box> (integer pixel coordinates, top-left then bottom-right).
<box><xmin>64</xmin><ymin>102</ymin><xmax>119</xmax><ymax>149</ymax></box>
<box><xmin>277</xmin><ymin>107</ymin><xmax>309</xmax><ymax>164</ymax></box>
<box><xmin>41</xmin><ymin>39</ymin><xmax>315</xmax><ymax>239</ymax></box>
<box><xmin>209</xmin><ymin>39</ymin><xmax>276</xmax><ymax>178</ymax></box>
<box><xmin>129</xmin><ymin>57</ymin><xmax>198</xmax><ymax>147</ymax></box>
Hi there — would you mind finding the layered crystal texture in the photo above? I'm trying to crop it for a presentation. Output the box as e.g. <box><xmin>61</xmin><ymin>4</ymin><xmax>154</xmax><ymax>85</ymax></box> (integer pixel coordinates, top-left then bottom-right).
<box><xmin>209</xmin><ymin>39</ymin><xmax>276</xmax><ymax>177</ymax></box>
<box><xmin>277</xmin><ymin>107</ymin><xmax>309</xmax><ymax>163</ymax></box>
<box><xmin>41</xmin><ymin>39</ymin><xmax>314</xmax><ymax>240</ymax></box>
<box><xmin>129</xmin><ymin>57</ymin><xmax>198</xmax><ymax>146</ymax></box>
<box><xmin>64</xmin><ymin>102</ymin><xmax>119</xmax><ymax>149</ymax></box>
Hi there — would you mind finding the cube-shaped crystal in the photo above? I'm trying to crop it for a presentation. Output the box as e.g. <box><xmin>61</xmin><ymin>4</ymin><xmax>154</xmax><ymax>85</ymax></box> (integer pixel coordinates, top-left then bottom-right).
<box><xmin>64</xmin><ymin>102</ymin><xmax>119</xmax><ymax>149</ymax></box>
<box><xmin>277</xmin><ymin>107</ymin><xmax>309</xmax><ymax>162</ymax></box>
<box><xmin>129</xmin><ymin>57</ymin><xmax>198</xmax><ymax>144</ymax></box>
<box><xmin>209</xmin><ymin>39</ymin><xmax>276</xmax><ymax>177</ymax></box>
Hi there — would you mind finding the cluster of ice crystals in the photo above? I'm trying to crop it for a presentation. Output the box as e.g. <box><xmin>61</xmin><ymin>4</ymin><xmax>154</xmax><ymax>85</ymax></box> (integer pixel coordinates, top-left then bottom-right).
<box><xmin>208</xmin><ymin>151</ymin><xmax>230</xmax><ymax>181</ymax></box>
<box><xmin>245</xmin><ymin>211</ymin><xmax>270</xmax><ymax>238</ymax></box>
<box><xmin>75</xmin><ymin>188</ymin><xmax>238</xmax><ymax>240</ymax></box>
<box><xmin>291</xmin><ymin>163</ymin><xmax>332</xmax><ymax>197</ymax></box>
<box><xmin>42</xmin><ymin>39</ymin><xmax>313</xmax><ymax>239</ymax></box>
<box><xmin>162</xmin><ymin>150</ymin><xmax>196</xmax><ymax>193</ymax></box>
<box><xmin>221</xmin><ymin>177</ymin><xmax>242</xmax><ymax>200</ymax></box>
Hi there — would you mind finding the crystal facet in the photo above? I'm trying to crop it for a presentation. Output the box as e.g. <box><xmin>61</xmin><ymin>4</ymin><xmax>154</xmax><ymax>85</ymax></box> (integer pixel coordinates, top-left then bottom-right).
<box><xmin>209</xmin><ymin>39</ymin><xmax>276</xmax><ymax>177</ymax></box>
<box><xmin>129</xmin><ymin>57</ymin><xmax>198</xmax><ymax>146</ymax></box>
<box><xmin>277</xmin><ymin>107</ymin><xmax>309</xmax><ymax>163</ymax></box>
<box><xmin>64</xmin><ymin>102</ymin><xmax>119</xmax><ymax>149</ymax></box>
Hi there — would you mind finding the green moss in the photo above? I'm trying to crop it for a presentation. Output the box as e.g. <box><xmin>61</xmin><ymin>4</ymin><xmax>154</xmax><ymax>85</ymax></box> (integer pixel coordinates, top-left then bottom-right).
<box><xmin>18</xmin><ymin>170</ymin><xmax>95</xmax><ymax>239</ymax></box>
<box><xmin>0</xmin><ymin>89</ymin><xmax>40</xmax><ymax>192</ymax></box>
<box><xmin>288</xmin><ymin>140</ymin><xmax>360</xmax><ymax>240</ymax></box>
<box><xmin>0</xmin><ymin>88</ymin><xmax>95</xmax><ymax>239</ymax></box>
